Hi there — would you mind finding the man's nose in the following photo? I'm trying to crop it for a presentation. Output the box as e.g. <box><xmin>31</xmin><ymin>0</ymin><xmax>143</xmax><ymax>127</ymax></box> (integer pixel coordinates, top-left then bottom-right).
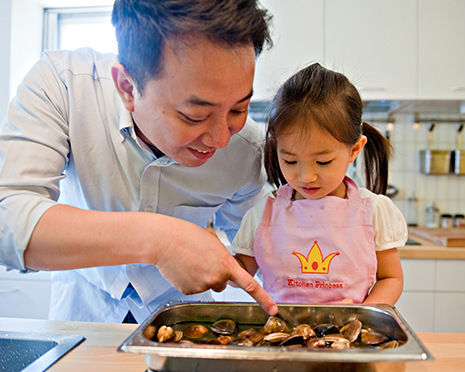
<box><xmin>204</xmin><ymin>117</ymin><xmax>240</xmax><ymax>149</ymax></box>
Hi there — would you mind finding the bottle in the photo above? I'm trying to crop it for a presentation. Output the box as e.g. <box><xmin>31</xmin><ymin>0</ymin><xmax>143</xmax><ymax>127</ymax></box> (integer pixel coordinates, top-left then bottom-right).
<box><xmin>406</xmin><ymin>193</ymin><xmax>418</xmax><ymax>226</ymax></box>
<box><xmin>425</xmin><ymin>203</ymin><xmax>440</xmax><ymax>228</ymax></box>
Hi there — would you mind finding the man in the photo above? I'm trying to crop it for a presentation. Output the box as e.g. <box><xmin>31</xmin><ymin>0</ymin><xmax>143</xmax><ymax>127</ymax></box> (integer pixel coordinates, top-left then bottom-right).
<box><xmin>0</xmin><ymin>0</ymin><xmax>277</xmax><ymax>323</ymax></box>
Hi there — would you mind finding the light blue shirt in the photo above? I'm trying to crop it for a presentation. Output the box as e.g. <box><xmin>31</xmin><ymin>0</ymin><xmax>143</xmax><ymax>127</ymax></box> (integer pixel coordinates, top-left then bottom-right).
<box><xmin>0</xmin><ymin>48</ymin><xmax>267</xmax><ymax>323</ymax></box>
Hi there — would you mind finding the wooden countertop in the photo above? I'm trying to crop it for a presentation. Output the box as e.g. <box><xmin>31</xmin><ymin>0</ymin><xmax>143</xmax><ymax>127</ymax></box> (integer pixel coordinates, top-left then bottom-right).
<box><xmin>398</xmin><ymin>228</ymin><xmax>465</xmax><ymax>260</ymax></box>
<box><xmin>1</xmin><ymin>317</ymin><xmax>465</xmax><ymax>372</ymax></box>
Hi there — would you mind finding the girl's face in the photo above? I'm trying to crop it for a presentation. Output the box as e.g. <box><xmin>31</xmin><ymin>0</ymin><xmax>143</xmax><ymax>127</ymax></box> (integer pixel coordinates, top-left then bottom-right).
<box><xmin>277</xmin><ymin>125</ymin><xmax>366</xmax><ymax>200</ymax></box>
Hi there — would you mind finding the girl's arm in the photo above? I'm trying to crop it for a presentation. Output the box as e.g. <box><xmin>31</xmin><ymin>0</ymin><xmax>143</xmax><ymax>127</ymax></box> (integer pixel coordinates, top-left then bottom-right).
<box><xmin>234</xmin><ymin>253</ymin><xmax>259</xmax><ymax>278</ymax></box>
<box><xmin>363</xmin><ymin>248</ymin><xmax>404</xmax><ymax>306</ymax></box>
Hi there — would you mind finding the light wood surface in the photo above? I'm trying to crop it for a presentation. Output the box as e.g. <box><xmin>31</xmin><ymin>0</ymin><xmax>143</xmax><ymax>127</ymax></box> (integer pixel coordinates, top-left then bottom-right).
<box><xmin>399</xmin><ymin>228</ymin><xmax>465</xmax><ymax>260</ymax></box>
<box><xmin>1</xmin><ymin>317</ymin><xmax>465</xmax><ymax>372</ymax></box>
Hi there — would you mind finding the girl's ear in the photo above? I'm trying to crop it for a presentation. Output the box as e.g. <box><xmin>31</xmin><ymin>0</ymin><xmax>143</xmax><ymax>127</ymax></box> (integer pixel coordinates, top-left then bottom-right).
<box><xmin>111</xmin><ymin>63</ymin><xmax>136</xmax><ymax>112</ymax></box>
<box><xmin>349</xmin><ymin>135</ymin><xmax>367</xmax><ymax>162</ymax></box>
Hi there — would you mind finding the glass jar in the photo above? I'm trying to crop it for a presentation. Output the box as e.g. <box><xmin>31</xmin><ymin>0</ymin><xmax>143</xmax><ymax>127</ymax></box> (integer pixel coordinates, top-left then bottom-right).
<box><xmin>454</xmin><ymin>214</ymin><xmax>465</xmax><ymax>228</ymax></box>
<box><xmin>440</xmin><ymin>214</ymin><xmax>453</xmax><ymax>228</ymax></box>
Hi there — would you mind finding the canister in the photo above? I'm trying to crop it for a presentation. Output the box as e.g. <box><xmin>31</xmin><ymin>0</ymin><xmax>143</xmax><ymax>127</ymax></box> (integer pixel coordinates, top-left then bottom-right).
<box><xmin>454</xmin><ymin>214</ymin><xmax>465</xmax><ymax>228</ymax></box>
<box><xmin>440</xmin><ymin>214</ymin><xmax>453</xmax><ymax>228</ymax></box>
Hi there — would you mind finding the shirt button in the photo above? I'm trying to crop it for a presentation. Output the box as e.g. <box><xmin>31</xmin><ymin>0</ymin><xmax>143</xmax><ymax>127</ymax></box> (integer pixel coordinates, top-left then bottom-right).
<box><xmin>129</xmin><ymin>265</ymin><xmax>135</xmax><ymax>270</ymax></box>
<box><xmin>145</xmin><ymin>206</ymin><xmax>152</xmax><ymax>212</ymax></box>
<box><xmin>111</xmin><ymin>294</ymin><xmax>116</xmax><ymax>299</ymax></box>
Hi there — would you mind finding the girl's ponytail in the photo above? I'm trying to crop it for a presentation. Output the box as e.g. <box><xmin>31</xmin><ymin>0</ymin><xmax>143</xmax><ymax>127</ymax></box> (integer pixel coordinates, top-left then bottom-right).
<box><xmin>361</xmin><ymin>122</ymin><xmax>393</xmax><ymax>195</ymax></box>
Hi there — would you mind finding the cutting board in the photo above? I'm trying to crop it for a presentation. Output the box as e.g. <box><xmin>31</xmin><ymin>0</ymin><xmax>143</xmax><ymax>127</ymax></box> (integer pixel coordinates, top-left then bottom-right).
<box><xmin>409</xmin><ymin>227</ymin><xmax>465</xmax><ymax>247</ymax></box>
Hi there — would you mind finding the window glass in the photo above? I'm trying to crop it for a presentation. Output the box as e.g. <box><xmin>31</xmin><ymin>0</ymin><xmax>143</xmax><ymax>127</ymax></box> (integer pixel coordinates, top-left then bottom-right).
<box><xmin>44</xmin><ymin>7</ymin><xmax>117</xmax><ymax>53</ymax></box>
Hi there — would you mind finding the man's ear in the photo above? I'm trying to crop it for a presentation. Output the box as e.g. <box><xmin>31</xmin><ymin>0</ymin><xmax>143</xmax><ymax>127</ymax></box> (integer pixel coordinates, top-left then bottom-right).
<box><xmin>111</xmin><ymin>63</ymin><xmax>136</xmax><ymax>112</ymax></box>
<box><xmin>349</xmin><ymin>135</ymin><xmax>367</xmax><ymax>163</ymax></box>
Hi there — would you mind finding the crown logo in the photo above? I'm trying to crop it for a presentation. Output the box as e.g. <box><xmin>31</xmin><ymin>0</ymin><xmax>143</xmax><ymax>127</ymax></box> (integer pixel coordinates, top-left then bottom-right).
<box><xmin>293</xmin><ymin>241</ymin><xmax>339</xmax><ymax>274</ymax></box>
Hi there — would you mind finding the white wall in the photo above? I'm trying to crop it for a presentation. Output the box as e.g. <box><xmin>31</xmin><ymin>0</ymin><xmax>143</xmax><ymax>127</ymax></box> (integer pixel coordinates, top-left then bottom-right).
<box><xmin>0</xmin><ymin>0</ymin><xmax>12</xmax><ymax>121</ymax></box>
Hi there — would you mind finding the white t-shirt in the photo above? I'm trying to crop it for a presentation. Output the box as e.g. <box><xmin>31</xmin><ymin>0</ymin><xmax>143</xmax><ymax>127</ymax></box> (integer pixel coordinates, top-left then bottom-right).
<box><xmin>233</xmin><ymin>187</ymin><xmax>408</xmax><ymax>257</ymax></box>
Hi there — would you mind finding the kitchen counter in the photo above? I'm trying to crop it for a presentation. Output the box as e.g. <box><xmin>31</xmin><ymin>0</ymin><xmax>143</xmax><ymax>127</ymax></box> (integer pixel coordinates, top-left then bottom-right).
<box><xmin>1</xmin><ymin>317</ymin><xmax>465</xmax><ymax>372</ymax></box>
<box><xmin>398</xmin><ymin>228</ymin><xmax>465</xmax><ymax>260</ymax></box>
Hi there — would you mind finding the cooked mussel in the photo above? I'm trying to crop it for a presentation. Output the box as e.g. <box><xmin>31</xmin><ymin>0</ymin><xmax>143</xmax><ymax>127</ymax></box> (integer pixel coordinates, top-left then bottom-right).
<box><xmin>183</xmin><ymin>324</ymin><xmax>209</xmax><ymax>339</ymax></box>
<box><xmin>340</xmin><ymin>319</ymin><xmax>362</xmax><ymax>343</ymax></box>
<box><xmin>262</xmin><ymin>316</ymin><xmax>290</xmax><ymax>334</ymax></box>
<box><xmin>211</xmin><ymin>319</ymin><xmax>237</xmax><ymax>335</ymax></box>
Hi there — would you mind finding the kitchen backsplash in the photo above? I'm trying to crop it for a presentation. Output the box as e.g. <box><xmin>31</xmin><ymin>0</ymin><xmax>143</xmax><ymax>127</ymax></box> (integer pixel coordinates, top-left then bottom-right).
<box><xmin>360</xmin><ymin>112</ymin><xmax>464</xmax><ymax>227</ymax></box>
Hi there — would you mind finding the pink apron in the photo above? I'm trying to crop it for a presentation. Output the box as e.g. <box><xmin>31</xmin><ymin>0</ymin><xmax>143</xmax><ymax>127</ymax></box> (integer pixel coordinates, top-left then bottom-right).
<box><xmin>254</xmin><ymin>177</ymin><xmax>377</xmax><ymax>304</ymax></box>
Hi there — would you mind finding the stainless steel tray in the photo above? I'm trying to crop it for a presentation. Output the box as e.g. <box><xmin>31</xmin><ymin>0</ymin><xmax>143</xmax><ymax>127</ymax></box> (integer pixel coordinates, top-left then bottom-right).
<box><xmin>118</xmin><ymin>302</ymin><xmax>433</xmax><ymax>372</ymax></box>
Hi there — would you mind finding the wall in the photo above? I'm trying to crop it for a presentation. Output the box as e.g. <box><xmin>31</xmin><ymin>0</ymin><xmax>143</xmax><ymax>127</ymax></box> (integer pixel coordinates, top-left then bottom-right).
<box><xmin>0</xmin><ymin>0</ymin><xmax>43</xmax><ymax>121</ymax></box>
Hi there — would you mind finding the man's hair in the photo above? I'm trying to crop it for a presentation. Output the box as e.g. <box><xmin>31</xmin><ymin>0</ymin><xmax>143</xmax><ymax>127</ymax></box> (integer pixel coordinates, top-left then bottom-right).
<box><xmin>112</xmin><ymin>0</ymin><xmax>272</xmax><ymax>93</ymax></box>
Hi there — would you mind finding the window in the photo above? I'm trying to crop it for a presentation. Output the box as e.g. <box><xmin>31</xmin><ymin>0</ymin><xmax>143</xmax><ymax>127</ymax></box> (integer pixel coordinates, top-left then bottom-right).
<box><xmin>43</xmin><ymin>7</ymin><xmax>117</xmax><ymax>53</ymax></box>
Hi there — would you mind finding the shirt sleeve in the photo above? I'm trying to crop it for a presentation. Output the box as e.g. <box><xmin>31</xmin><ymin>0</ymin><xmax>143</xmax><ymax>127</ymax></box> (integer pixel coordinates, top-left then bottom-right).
<box><xmin>0</xmin><ymin>51</ymin><xmax>69</xmax><ymax>269</ymax></box>
<box><xmin>231</xmin><ymin>193</ymin><xmax>270</xmax><ymax>256</ymax></box>
<box><xmin>213</xmin><ymin>118</ymin><xmax>269</xmax><ymax>243</ymax></box>
<box><xmin>369</xmin><ymin>192</ymin><xmax>408</xmax><ymax>251</ymax></box>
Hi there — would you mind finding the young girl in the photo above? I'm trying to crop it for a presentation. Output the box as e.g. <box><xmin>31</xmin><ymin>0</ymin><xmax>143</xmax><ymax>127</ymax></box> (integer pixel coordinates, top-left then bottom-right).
<box><xmin>233</xmin><ymin>63</ymin><xmax>406</xmax><ymax>306</ymax></box>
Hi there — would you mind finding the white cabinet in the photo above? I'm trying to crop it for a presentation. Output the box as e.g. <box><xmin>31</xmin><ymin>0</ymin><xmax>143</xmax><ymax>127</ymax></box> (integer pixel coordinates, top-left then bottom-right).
<box><xmin>0</xmin><ymin>267</ymin><xmax>51</xmax><ymax>319</ymax></box>
<box><xmin>418</xmin><ymin>0</ymin><xmax>465</xmax><ymax>99</ymax></box>
<box><xmin>324</xmin><ymin>0</ymin><xmax>418</xmax><ymax>100</ymax></box>
<box><xmin>397</xmin><ymin>259</ymin><xmax>465</xmax><ymax>333</ymax></box>
<box><xmin>254</xmin><ymin>1</ymin><xmax>465</xmax><ymax>102</ymax></box>
<box><xmin>254</xmin><ymin>0</ymin><xmax>324</xmax><ymax>100</ymax></box>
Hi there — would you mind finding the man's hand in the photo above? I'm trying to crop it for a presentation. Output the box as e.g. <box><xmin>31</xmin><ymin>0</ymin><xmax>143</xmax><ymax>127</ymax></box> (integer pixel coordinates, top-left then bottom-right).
<box><xmin>154</xmin><ymin>219</ymin><xmax>278</xmax><ymax>315</ymax></box>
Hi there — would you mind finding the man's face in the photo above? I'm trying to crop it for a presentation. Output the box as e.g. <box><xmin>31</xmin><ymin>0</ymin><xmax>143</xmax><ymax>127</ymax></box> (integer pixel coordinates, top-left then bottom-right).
<box><xmin>131</xmin><ymin>38</ymin><xmax>256</xmax><ymax>167</ymax></box>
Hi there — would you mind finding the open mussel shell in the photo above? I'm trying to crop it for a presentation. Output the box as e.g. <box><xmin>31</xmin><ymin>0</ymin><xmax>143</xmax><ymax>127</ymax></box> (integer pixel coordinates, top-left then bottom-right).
<box><xmin>360</xmin><ymin>328</ymin><xmax>390</xmax><ymax>345</ymax></box>
<box><xmin>211</xmin><ymin>319</ymin><xmax>237</xmax><ymax>335</ymax></box>
<box><xmin>291</xmin><ymin>324</ymin><xmax>316</xmax><ymax>340</ymax></box>
<box><xmin>262</xmin><ymin>316</ymin><xmax>290</xmax><ymax>334</ymax></box>
<box><xmin>340</xmin><ymin>319</ymin><xmax>362</xmax><ymax>343</ymax></box>
<box><xmin>313</xmin><ymin>323</ymin><xmax>340</xmax><ymax>338</ymax></box>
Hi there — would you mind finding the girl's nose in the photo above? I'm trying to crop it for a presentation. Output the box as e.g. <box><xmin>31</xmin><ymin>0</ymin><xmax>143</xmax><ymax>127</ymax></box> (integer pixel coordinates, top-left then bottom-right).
<box><xmin>299</xmin><ymin>166</ymin><xmax>318</xmax><ymax>183</ymax></box>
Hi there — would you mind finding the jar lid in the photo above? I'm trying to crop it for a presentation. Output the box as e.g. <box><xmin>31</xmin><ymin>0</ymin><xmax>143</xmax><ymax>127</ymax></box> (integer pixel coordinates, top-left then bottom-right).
<box><xmin>454</xmin><ymin>214</ymin><xmax>465</xmax><ymax>218</ymax></box>
<box><xmin>441</xmin><ymin>214</ymin><xmax>452</xmax><ymax>218</ymax></box>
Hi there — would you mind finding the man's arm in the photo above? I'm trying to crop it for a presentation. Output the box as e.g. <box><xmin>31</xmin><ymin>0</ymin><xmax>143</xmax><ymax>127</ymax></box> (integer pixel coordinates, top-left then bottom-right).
<box><xmin>25</xmin><ymin>204</ymin><xmax>278</xmax><ymax>315</ymax></box>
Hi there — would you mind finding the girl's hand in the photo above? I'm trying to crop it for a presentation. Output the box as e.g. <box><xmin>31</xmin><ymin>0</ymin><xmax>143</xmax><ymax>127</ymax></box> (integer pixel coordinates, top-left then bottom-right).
<box><xmin>339</xmin><ymin>298</ymin><xmax>354</xmax><ymax>304</ymax></box>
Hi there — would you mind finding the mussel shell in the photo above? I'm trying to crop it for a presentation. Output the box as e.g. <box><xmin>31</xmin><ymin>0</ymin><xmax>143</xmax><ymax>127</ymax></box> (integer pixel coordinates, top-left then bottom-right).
<box><xmin>211</xmin><ymin>319</ymin><xmax>237</xmax><ymax>335</ymax></box>
<box><xmin>263</xmin><ymin>332</ymin><xmax>290</xmax><ymax>343</ymax></box>
<box><xmin>320</xmin><ymin>335</ymin><xmax>351</xmax><ymax>349</ymax></box>
<box><xmin>183</xmin><ymin>324</ymin><xmax>209</xmax><ymax>339</ymax></box>
<box><xmin>313</xmin><ymin>323</ymin><xmax>340</xmax><ymax>338</ymax></box>
<box><xmin>360</xmin><ymin>328</ymin><xmax>390</xmax><ymax>345</ymax></box>
<box><xmin>157</xmin><ymin>325</ymin><xmax>174</xmax><ymax>343</ymax></box>
<box><xmin>262</xmin><ymin>316</ymin><xmax>290</xmax><ymax>334</ymax></box>
<box><xmin>340</xmin><ymin>319</ymin><xmax>362</xmax><ymax>343</ymax></box>
<box><xmin>291</xmin><ymin>324</ymin><xmax>316</xmax><ymax>340</ymax></box>
<box><xmin>209</xmin><ymin>335</ymin><xmax>233</xmax><ymax>345</ymax></box>
<box><xmin>278</xmin><ymin>334</ymin><xmax>305</xmax><ymax>347</ymax></box>
<box><xmin>238</xmin><ymin>329</ymin><xmax>264</xmax><ymax>344</ymax></box>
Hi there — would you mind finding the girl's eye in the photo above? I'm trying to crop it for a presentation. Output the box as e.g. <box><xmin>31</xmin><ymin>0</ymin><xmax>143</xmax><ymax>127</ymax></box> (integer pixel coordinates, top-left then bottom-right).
<box><xmin>230</xmin><ymin>109</ymin><xmax>248</xmax><ymax>116</ymax></box>
<box><xmin>283</xmin><ymin>159</ymin><xmax>297</xmax><ymax>165</ymax></box>
<box><xmin>317</xmin><ymin>160</ymin><xmax>332</xmax><ymax>166</ymax></box>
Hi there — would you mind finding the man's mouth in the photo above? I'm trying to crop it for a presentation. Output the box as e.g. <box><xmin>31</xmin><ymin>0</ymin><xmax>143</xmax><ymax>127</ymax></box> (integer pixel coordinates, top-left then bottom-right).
<box><xmin>189</xmin><ymin>147</ymin><xmax>215</xmax><ymax>160</ymax></box>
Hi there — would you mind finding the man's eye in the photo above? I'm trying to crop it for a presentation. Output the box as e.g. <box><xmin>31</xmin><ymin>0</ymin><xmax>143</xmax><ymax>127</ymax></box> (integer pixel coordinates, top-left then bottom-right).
<box><xmin>230</xmin><ymin>109</ymin><xmax>248</xmax><ymax>116</ymax></box>
<box><xmin>180</xmin><ymin>113</ymin><xmax>206</xmax><ymax>124</ymax></box>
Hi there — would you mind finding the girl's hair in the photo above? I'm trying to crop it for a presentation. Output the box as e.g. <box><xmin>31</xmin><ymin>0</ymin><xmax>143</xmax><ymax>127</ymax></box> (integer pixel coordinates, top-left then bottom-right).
<box><xmin>264</xmin><ymin>63</ymin><xmax>392</xmax><ymax>195</ymax></box>
<box><xmin>112</xmin><ymin>0</ymin><xmax>272</xmax><ymax>94</ymax></box>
